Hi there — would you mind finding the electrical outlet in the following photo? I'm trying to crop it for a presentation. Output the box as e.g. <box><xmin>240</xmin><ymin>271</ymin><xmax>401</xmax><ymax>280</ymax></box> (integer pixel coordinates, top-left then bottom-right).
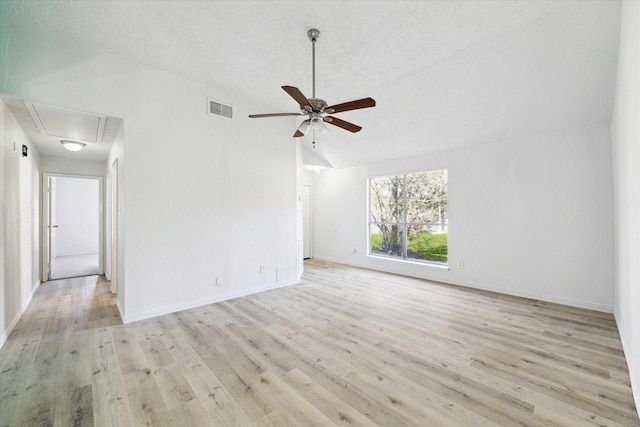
<box><xmin>259</xmin><ymin>265</ymin><xmax>265</xmax><ymax>273</ymax></box>
<box><xmin>215</xmin><ymin>277</ymin><xmax>222</xmax><ymax>286</ymax></box>
<box><xmin>457</xmin><ymin>261</ymin><xmax>464</xmax><ymax>269</ymax></box>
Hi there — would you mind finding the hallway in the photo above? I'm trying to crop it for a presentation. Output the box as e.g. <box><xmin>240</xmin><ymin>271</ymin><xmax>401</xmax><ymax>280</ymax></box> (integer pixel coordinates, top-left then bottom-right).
<box><xmin>0</xmin><ymin>275</ymin><xmax>118</xmax><ymax>425</ymax></box>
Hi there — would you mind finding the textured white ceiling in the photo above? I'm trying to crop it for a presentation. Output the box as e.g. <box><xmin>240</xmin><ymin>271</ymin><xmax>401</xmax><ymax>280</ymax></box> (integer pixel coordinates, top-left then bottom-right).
<box><xmin>2</xmin><ymin>1</ymin><xmax>622</xmax><ymax>167</ymax></box>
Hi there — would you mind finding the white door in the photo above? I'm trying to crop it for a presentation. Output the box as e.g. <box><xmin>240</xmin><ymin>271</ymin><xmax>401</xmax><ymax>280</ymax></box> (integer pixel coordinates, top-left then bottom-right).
<box><xmin>302</xmin><ymin>185</ymin><xmax>312</xmax><ymax>259</ymax></box>
<box><xmin>48</xmin><ymin>176</ymin><xmax>58</xmax><ymax>278</ymax></box>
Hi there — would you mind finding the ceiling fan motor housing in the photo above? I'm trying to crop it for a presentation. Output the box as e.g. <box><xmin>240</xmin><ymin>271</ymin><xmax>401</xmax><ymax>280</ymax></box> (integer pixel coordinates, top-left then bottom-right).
<box><xmin>301</xmin><ymin>98</ymin><xmax>328</xmax><ymax>114</ymax></box>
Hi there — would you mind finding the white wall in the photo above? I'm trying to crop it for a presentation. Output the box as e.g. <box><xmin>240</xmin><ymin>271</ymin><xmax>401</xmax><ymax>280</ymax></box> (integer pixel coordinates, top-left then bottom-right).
<box><xmin>611</xmin><ymin>0</ymin><xmax>640</xmax><ymax>414</ymax></box>
<box><xmin>0</xmin><ymin>98</ymin><xmax>41</xmax><ymax>349</ymax></box>
<box><xmin>312</xmin><ymin>122</ymin><xmax>614</xmax><ymax>312</ymax></box>
<box><xmin>40</xmin><ymin>155</ymin><xmax>107</xmax><ymax>178</ymax></box>
<box><xmin>54</xmin><ymin>177</ymin><xmax>100</xmax><ymax>256</ymax></box>
<box><xmin>1</xmin><ymin>20</ymin><xmax>299</xmax><ymax>322</ymax></box>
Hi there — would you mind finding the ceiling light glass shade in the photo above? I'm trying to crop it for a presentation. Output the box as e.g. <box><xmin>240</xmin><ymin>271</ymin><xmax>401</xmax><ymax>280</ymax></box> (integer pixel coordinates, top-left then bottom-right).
<box><xmin>309</xmin><ymin>116</ymin><xmax>323</xmax><ymax>130</ymax></box>
<box><xmin>309</xmin><ymin>116</ymin><xmax>329</xmax><ymax>135</ymax></box>
<box><xmin>297</xmin><ymin>119</ymin><xmax>311</xmax><ymax>134</ymax></box>
<box><xmin>61</xmin><ymin>140</ymin><xmax>86</xmax><ymax>152</ymax></box>
<box><xmin>318</xmin><ymin>121</ymin><xmax>329</xmax><ymax>135</ymax></box>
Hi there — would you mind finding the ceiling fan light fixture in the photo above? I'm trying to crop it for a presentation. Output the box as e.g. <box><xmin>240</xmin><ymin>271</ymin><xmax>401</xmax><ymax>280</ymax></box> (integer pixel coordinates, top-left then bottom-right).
<box><xmin>61</xmin><ymin>140</ymin><xmax>86</xmax><ymax>152</ymax></box>
<box><xmin>298</xmin><ymin>120</ymin><xmax>311</xmax><ymax>134</ymax></box>
<box><xmin>309</xmin><ymin>116</ymin><xmax>324</xmax><ymax>130</ymax></box>
<box><xmin>317</xmin><ymin>120</ymin><xmax>330</xmax><ymax>135</ymax></box>
<box><xmin>309</xmin><ymin>116</ymin><xmax>329</xmax><ymax>135</ymax></box>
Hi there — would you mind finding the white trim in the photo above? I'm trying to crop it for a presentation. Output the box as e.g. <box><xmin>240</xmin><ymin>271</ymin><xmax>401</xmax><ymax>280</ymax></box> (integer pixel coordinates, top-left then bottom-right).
<box><xmin>42</xmin><ymin>173</ymin><xmax>104</xmax><ymax>282</ymax></box>
<box><xmin>318</xmin><ymin>254</ymin><xmax>449</xmax><ymax>273</ymax></box>
<box><xmin>313</xmin><ymin>256</ymin><xmax>613</xmax><ymax>314</ymax></box>
<box><xmin>451</xmin><ymin>277</ymin><xmax>613</xmax><ymax>314</ymax></box>
<box><xmin>615</xmin><ymin>312</ymin><xmax>640</xmax><ymax>421</ymax></box>
<box><xmin>367</xmin><ymin>254</ymin><xmax>449</xmax><ymax>271</ymax></box>
<box><xmin>116</xmin><ymin>297</ymin><xmax>125</xmax><ymax>322</ymax></box>
<box><xmin>121</xmin><ymin>279</ymin><xmax>299</xmax><ymax>324</ymax></box>
<box><xmin>0</xmin><ymin>280</ymin><xmax>40</xmax><ymax>350</ymax></box>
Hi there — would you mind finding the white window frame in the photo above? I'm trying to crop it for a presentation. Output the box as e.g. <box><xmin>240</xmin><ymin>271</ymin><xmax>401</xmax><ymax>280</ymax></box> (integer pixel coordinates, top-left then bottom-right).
<box><xmin>367</xmin><ymin>169</ymin><xmax>448</xmax><ymax>267</ymax></box>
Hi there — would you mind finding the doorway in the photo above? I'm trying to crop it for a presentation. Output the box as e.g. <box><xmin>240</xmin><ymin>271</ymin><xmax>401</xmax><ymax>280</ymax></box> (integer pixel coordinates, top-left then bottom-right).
<box><xmin>43</xmin><ymin>174</ymin><xmax>104</xmax><ymax>281</ymax></box>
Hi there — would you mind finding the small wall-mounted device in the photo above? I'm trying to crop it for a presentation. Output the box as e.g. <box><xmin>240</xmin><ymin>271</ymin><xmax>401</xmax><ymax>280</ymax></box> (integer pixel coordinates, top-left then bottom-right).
<box><xmin>22</xmin><ymin>144</ymin><xmax>28</xmax><ymax>157</ymax></box>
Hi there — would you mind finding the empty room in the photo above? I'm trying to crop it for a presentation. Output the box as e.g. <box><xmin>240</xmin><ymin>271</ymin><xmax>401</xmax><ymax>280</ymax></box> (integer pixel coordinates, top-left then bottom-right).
<box><xmin>1</xmin><ymin>1</ymin><xmax>639</xmax><ymax>425</ymax></box>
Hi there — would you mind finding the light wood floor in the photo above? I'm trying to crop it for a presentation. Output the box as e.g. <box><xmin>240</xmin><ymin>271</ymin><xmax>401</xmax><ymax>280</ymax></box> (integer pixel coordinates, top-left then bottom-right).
<box><xmin>1</xmin><ymin>260</ymin><xmax>638</xmax><ymax>426</ymax></box>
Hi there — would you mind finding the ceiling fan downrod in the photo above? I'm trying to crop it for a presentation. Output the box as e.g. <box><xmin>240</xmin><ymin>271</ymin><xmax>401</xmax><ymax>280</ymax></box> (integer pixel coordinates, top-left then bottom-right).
<box><xmin>308</xmin><ymin>29</ymin><xmax>320</xmax><ymax>99</ymax></box>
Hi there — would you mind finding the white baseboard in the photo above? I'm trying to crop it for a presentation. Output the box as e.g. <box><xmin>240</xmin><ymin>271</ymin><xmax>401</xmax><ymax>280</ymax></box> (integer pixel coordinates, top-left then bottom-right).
<box><xmin>615</xmin><ymin>314</ymin><xmax>640</xmax><ymax>422</ymax></box>
<box><xmin>121</xmin><ymin>278</ymin><xmax>299</xmax><ymax>324</ymax></box>
<box><xmin>116</xmin><ymin>297</ymin><xmax>125</xmax><ymax>322</ymax></box>
<box><xmin>0</xmin><ymin>280</ymin><xmax>41</xmax><ymax>350</ymax></box>
<box><xmin>312</xmin><ymin>256</ymin><xmax>613</xmax><ymax>313</ymax></box>
<box><xmin>55</xmin><ymin>252</ymin><xmax>99</xmax><ymax>257</ymax></box>
<box><xmin>451</xmin><ymin>277</ymin><xmax>613</xmax><ymax>313</ymax></box>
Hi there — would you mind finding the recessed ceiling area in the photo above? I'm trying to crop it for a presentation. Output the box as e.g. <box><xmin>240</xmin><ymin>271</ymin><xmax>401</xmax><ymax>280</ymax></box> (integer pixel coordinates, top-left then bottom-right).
<box><xmin>1</xmin><ymin>94</ymin><xmax>121</xmax><ymax>161</ymax></box>
<box><xmin>26</xmin><ymin>101</ymin><xmax>106</xmax><ymax>143</ymax></box>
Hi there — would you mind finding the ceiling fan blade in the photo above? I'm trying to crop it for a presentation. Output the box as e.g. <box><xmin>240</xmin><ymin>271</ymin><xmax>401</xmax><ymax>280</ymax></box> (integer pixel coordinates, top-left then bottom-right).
<box><xmin>326</xmin><ymin>97</ymin><xmax>376</xmax><ymax>114</ymax></box>
<box><xmin>324</xmin><ymin>116</ymin><xmax>362</xmax><ymax>133</ymax></box>
<box><xmin>249</xmin><ymin>112</ymin><xmax>302</xmax><ymax>118</ymax></box>
<box><xmin>293</xmin><ymin>130</ymin><xmax>305</xmax><ymax>138</ymax></box>
<box><xmin>282</xmin><ymin>86</ymin><xmax>313</xmax><ymax>110</ymax></box>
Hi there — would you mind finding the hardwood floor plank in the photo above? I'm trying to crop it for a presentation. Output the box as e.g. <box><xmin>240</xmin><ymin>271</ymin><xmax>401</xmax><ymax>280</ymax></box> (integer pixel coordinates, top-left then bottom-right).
<box><xmin>90</xmin><ymin>326</ymin><xmax>134</xmax><ymax>427</ymax></box>
<box><xmin>8</xmin><ymin>380</ymin><xmax>56</xmax><ymax>427</ymax></box>
<box><xmin>0</xmin><ymin>262</ymin><xmax>638</xmax><ymax>426</ymax></box>
<box><xmin>122</xmin><ymin>366</ymin><xmax>171</xmax><ymax>427</ymax></box>
<box><xmin>112</xmin><ymin>326</ymin><xmax>149</xmax><ymax>376</ymax></box>
<box><xmin>157</xmin><ymin>335</ymin><xmax>255</xmax><ymax>425</ymax></box>
<box><xmin>283</xmin><ymin>368</ymin><xmax>379</xmax><ymax>426</ymax></box>
<box><xmin>471</xmin><ymin>355</ymin><xmax>639</xmax><ymax>425</ymax></box>
<box><xmin>54</xmin><ymin>384</ymin><xmax>94</xmax><ymax>427</ymax></box>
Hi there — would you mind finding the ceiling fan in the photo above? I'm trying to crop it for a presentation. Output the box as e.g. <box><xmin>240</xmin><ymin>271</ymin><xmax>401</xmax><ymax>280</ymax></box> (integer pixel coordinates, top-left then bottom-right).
<box><xmin>249</xmin><ymin>29</ymin><xmax>376</xmax><ymax>140</ymax></box>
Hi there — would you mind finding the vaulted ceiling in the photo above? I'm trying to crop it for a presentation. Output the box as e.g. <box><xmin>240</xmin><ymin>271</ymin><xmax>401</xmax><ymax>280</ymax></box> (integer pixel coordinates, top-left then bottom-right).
<box><xmin>1</xmin><ymin>1</ymin><xmax>622</xmax><ymax>168</ymax></box>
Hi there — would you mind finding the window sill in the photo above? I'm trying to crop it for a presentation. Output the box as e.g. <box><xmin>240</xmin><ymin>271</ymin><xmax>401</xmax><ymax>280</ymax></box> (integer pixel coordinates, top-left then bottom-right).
<box><xmin>367</xmin><ymin>255</ymin><xmax>450</xmax><ymax>271</ymax></box>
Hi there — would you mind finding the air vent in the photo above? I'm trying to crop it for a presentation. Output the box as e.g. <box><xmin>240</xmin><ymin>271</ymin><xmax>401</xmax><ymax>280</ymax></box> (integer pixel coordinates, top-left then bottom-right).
<box><xmin>208</xmin><ymin>99</ymin><xmax>232</xmax><ymax>118</ymax></box>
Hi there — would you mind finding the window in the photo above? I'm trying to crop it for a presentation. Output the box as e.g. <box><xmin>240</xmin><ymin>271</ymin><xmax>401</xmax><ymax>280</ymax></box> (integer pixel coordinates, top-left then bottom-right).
<box><xmin>369</xmin><ymin>169</ymin><xmax>448</xmax><ymax>265</ymax></box>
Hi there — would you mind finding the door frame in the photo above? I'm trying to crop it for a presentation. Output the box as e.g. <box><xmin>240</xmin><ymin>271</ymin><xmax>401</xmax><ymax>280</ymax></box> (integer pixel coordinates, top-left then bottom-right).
<box><xmin>302</xmin><ymin>184</ymin><xmax>313</xmax><ymax>259</ymax></box>
<box><xmin>42</xmin><ymin>173</ymin><xmax>104</xmax><ymax>281</ymax></box>
<box><xmin>108</xmin><ymin>159</ymin><xmax>118</xmax><ymax>294</ymax></box>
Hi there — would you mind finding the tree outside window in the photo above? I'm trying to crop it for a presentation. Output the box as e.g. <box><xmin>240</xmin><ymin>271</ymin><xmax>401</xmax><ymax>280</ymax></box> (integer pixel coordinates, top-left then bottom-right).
<box><xmin>369</xmin><ymin>170</ymin><xmax>448</xmax><ymax>264</ymax></box>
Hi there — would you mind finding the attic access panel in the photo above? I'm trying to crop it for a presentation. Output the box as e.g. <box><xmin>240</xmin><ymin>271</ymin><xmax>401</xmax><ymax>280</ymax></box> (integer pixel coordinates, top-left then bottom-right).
<box><xmin>26</xmin><ymin>102</ymin><xmax>107</xmax><ymax>143</ymax></box>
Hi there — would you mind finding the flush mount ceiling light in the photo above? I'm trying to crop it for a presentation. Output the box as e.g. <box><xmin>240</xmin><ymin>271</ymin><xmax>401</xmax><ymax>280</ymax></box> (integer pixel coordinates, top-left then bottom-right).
<box><xmin>61</xmin><ymin>140</ymin><xmax>86</xmax><ymax>152</ymax></box>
